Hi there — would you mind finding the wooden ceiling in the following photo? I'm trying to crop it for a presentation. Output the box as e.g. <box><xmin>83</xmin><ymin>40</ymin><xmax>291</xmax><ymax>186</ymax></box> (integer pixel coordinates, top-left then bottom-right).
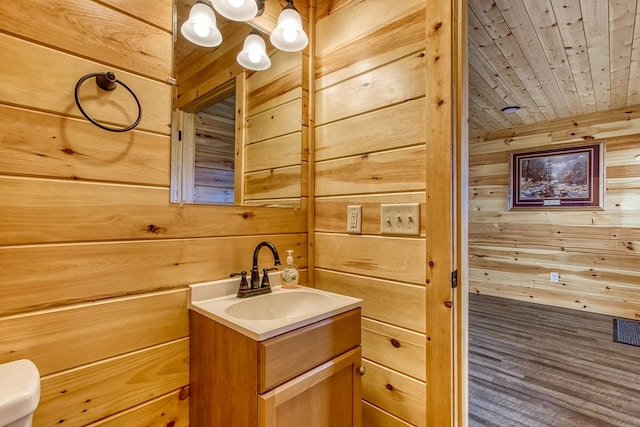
<box><xmin>468</xmin><ymin>0</ymin><xmax>640</xmax><ymax>135</ymax></box>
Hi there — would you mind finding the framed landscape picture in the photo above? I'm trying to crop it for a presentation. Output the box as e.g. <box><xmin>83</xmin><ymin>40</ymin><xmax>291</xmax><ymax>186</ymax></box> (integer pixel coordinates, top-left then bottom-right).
<box><xmin>508</xmin><ymin>141</ymin><xmax>605</xmax><ymax>210</ymax></box>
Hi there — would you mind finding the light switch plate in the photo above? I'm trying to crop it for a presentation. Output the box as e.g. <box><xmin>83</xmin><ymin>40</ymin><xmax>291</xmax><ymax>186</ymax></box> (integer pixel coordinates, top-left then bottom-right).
<box><xmin>380</xmin><ymin>203</ymin><xmax>420</xmax><ymax>236</ymax></box>
<box><xmin>347</xmin><ymin>205</ymin><xmax>362</xmax><ymax>233</ymax></box>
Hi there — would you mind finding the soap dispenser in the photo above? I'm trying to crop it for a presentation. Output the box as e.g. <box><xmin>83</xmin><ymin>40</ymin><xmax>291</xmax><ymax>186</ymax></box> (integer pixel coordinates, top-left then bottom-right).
<box><xmin>280</xmin><ymin>249</ymin><xmax>299</xmax><ymax>288</ymax></box>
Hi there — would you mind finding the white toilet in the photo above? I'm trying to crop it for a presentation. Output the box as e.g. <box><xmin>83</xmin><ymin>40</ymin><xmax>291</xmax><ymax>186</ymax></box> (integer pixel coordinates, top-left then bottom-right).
<box><xmin>0</xmin><ymin>359</ymin><xmax>40</xmax><ymax>427</ymax></box>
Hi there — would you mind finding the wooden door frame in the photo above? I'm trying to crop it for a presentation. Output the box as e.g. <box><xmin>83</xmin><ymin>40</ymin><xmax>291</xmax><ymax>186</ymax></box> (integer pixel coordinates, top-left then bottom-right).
<box><xmin>425</xmin><ymin>0</ymin><xmax>468</xmax><ymax>425</ymax></box>
<box><xmin>454</xmin><ymin>0</ymin><xmax>469</xmax><ymax>423</ymax></box>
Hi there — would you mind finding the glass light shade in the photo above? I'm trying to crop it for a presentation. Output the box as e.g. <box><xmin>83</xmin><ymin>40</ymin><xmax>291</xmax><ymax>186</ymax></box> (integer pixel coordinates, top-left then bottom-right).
<box><xmin>211</xmin><ymin>0</ymin><xmax>258</xmax><ymax>21</ymax></box>
<box><xmin>270</xmin><ymin>8</ymin><xmax>308</xmax><ymax>52</ymax></box>
<box><xmin>501</xmin><ymin>105</ymin><xmax>520</xmax><ymax>113</ymax></box>
<box><xmin>181</xmin><ymin>3</ymin><xmax>222</xmax><ymax>47</ymax></box>
<box><xmin>237</xmin><ymin>34</ymin><xmax>271</xmax><ymax>71</ymax></box>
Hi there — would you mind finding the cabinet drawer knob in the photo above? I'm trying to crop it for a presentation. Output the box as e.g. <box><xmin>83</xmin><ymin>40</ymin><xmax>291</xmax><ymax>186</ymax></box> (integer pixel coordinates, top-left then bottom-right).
<box><xmin>358</xmin><ymin>366</ymin><xmax>366</xmax><ymax>376</ymax></box>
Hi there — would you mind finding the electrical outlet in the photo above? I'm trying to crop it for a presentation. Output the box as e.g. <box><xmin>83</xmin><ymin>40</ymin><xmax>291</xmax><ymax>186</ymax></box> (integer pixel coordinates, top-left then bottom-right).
<box><xmin>380</xmin><ymin>203</ymin><xmax>420</xmax><ymax>236</ymax></box>
<box><xmin>550</xmin><ymin>272</ymin><xmax>559</xmax><ymax>282</ymax></box>
<box><xmin>347</xmin><ymin>205</ymin><xmax>362</xmax><ymax>233</ymax></box>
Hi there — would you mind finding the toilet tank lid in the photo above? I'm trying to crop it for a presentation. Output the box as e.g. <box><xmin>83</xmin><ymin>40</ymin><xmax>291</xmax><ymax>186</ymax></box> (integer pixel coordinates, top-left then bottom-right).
<box><xmin>0</xmin><ymin>359</ymin><xmax>40</xmax><ymax>423</ymax></box>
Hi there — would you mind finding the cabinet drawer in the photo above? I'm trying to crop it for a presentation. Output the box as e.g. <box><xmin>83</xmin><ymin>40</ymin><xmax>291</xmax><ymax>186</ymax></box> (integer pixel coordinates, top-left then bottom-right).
<box><xmin>258</xmin><ymin>308</ymin><xmax>361</xmax><ymax>393</ymax></box>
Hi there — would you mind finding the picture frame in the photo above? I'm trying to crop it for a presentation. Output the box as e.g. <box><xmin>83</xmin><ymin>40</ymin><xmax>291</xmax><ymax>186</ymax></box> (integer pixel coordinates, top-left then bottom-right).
<box><xmin>508</xmin><ymin>141</ymin><xmax>605</xmax><ymax>210</ymax></box>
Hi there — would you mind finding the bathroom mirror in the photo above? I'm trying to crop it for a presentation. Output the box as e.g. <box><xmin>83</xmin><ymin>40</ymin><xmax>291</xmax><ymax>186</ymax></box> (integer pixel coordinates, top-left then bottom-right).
<box><xmin>171</xmin><ymin>0</ymin><xmax>306</xmax><ymax>208</ymax></box>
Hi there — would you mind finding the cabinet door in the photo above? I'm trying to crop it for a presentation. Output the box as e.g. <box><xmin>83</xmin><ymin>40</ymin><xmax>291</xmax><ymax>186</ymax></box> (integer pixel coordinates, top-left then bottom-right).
<box><xmin>258</xmin><ymin>346</ymin><xmax>362</xmax><ymax>427</ymax></box>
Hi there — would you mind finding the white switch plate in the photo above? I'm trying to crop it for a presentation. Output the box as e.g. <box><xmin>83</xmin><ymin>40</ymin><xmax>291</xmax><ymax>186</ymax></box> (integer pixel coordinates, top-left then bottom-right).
<box><xmin>550</xmin><ymin>272</ymin><xmax>559</xmax><ymax>282</ymax></box>
<box><xmin>347</xmin><ymin>205</ymin><xmax>362</xmax><ymax>233</ymax></box>
<box><xmin>380</xmin><ymin>203</ymin><xmax>420</xmax><ymax>236</ymax></box>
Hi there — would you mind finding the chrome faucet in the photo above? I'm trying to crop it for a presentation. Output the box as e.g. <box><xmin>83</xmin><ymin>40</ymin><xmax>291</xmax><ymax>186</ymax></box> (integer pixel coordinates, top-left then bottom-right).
<box><xmin>251</xmin><ymin>241</ymin><xmax>281</xmax><ymax>289</ymax></box>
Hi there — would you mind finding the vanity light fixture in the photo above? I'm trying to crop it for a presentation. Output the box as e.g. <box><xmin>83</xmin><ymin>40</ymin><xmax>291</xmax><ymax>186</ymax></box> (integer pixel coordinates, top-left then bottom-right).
<box><xmin>181</xmin><ymin>0</ymin><xmax>308</xmax><ymax>71</ymax></box>
<box><xmin>211</xmin><ymin>0</ymin><xmax>265</xmax><ymax>22</ymax></box>
<box><xmin>501</xmin><ymin>105</ymin><xmax>520</xmax><ymax>113</ymax></box>
<box><xmin>181</xmin><ymin>2</ymin><xmax>223</xmax><ymax>47</ymax></box>
<box><xmin>237</xmin><ymin>33</ymin><xmax>271</xmax><ymax>71</ymax></box>
<box><xmin>270</xmin><ymin>0</ymin><xmax>308</xmax><ymax>52</ymax></box>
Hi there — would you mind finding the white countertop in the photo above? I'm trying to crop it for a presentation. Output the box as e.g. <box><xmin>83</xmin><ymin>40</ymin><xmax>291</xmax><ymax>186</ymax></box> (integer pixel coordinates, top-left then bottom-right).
<box><xmin>188</xmin><ymin>274</ymin><xmax>362</xmax><ymax>341</ymax></box>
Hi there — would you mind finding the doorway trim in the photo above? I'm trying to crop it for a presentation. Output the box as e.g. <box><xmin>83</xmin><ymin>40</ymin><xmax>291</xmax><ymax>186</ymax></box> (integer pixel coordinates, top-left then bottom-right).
<box><xmin>424</xmin><ymin>0</ymin><xmax>468</xmax><ymax>424</ymax></box>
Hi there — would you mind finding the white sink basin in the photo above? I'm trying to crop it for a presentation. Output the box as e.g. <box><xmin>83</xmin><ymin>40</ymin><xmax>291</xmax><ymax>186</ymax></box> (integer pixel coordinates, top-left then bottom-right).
<box><xmin>189</xmin><ymin>274</ymin><xmax>362</xmax><ymax>340</ymax></box>
<box><xmin>224</xmin><ymin>290</ymin><xmax>333</xmax><ymax>321</ymax></box>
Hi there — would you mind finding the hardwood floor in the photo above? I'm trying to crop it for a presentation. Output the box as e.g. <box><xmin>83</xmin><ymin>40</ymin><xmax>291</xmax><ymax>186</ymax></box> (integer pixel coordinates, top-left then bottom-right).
<box><xmin>468</xmin><ymin>293</ymin><xmax>640</xmax><ymax>427</ymax></box>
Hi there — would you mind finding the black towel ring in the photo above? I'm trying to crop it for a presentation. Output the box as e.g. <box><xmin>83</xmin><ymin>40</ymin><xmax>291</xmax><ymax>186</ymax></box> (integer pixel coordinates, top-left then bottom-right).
<box><xmin>74</xmin><ymin>71</ymin><xmax>142</xmax><ymax>132</ymax></box>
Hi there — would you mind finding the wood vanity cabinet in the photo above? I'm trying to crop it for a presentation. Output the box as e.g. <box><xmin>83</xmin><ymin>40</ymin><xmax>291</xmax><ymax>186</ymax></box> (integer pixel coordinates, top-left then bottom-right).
<box><xmin>190</xmin><ymin>308</ymin><xmax>362</xmax><ymax>426</ymax></box>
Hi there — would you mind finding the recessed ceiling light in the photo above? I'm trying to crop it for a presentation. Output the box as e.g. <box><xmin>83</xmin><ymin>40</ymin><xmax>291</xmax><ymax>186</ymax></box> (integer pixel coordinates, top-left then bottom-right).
<box><xmin>501</xmin><ymin>106</ymin><xmax>520</xmax><ymax>113</ymax></box>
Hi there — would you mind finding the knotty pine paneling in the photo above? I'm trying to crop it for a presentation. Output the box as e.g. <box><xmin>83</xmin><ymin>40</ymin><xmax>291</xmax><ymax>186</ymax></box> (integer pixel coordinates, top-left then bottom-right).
<box><xmin>315</xmin><ymin>146</ymin><xmax>426</xmax><ymax>196</ymax></box>
<box><xmin>1</xmin><ymin>177</ymin><xmax>306</xmax><ymax>245</ymax></box>
<box><xmin>0</xmin><ymin>0</ymin><xmax>171</xmax><ymax>80</ymax></box>
<box><xmin>315</xmin><ymin>99</ymin><xmax>426</xmax><ymax>162</ymax></box>
<box><xmin>315</xmin><ymin>234</ymin><xmax>425</xmax><ymax>285</ymax></box>
<box><xmin>88</xmin><ymin>388</ymin><xmax>189</xmax><ymax>427</ymax></box>
<box><xmin>247</xmin><ymin>87</ymin><xmax>304</xmax><ymax>128</ymax></box>
<box><xmin>362</xmin><ymin>401</ymin><xmax>413</xmax><ymax>427</ymax></box>
<box><xmin>315</xmin><ymin>269</ymin><xmax>425</xmax><ymax>332</ymax></box>
<box><xmin>314</xmin><ymin>1</ymin><xmax>429</xmax><ymax>424</ymax></box>
<box><xmin>38</xmin><ymin>339</ymin><xmax>189</xmax><ymax>426</ymax></box>
<box><xmin>469</xmin><ymin>241</ymin><xmax>640</xmax><ymax>272</ymax></box>
<box><xmin>315</xmin><ymin>8</ymin><xmax>426</xmax><ymax>90</ymax></box>
<box><xmin>469</xmin><ymin>111</ymin><xmax>640</xmax><ymax>319</ymax></box>
<box><xmin>0</xmin><ymin>0</ymin><xmax>309</xmax><ymax>424</ymax></box>
<box><xmin>469</xmin><ymin>106</ymin><xmax>640</xmax><ymax>143</ymax></box>
<box><xmin>247</xmin><ymin>50</ymin><xmax>304</xmax><ymax>114</ymax></box>
<box><xmin>0</xmin><ymin>290</ymin><xmax>189</xmax><ymax>376</ymax></box>
<box><xmin>316</xmin><ymin>53</ymin><xmax>426</xmax><ymax>126</ymax></box>
<box><xmin>0</xmin><ymin>31</ymin><xmax>171</xmax><ymax>134</ymax></box>
<box><xmin>193</xmin><ymin>105</ymin><xmax>235</xmax><ymax>204</ymax></box>
<box><xmin>244</xmin><ymin>48</ymin><xmax>307</xmax><ymax>207</ymax></box>
<box><xmin>100</xmin><ymin>0</ymin><xmax>173</xmax><ymax>31</ymax></box>
<box><xmin>245</xmin><ymin>133</ymin><xmax>302</xmax><ymax>172</ymax></box>
<box><xmin>1</xmin><ymin>234</ymin><xmax>307</xmax><ymax>315</ymax></box>
<box><xmin>468</xmin><ymin>278</ymin><xmax>640</xmax><ymax>320</ymax></box>
<box><xmin>315</xmin><ymin>0</ymin><xmax>352</xmax><ymax>21</ymax></box>
<box><xmin>361</xmin><ymin>360</ymin><xmax>427</xmax><ymax>426</ymax></box>
<box><xmin>362</xmin><ymin>318</ymin><xmax>426</xmax><ymax>381</ymax></box>
<box><xmin>469</xmin><ymin>268</ymin><xmax>640</xmax><ymax>316</ymax></box>
<box><xmin>465</xmin><ymin>0</ymin><xmax>640</xmax><ymax>132</ymax></box>
<box><xmin>0</xmin><ymin>105</ymin><xmax>169</xmax><ymax>186</ymax></box>
<box><xmin>315</xmin><ymin>0</ymin><xmax>423</xmax><ymax>56</ymax></box>
<box><xmin>244</xmin><ymin>165</ymin><xmax>302</xmax><ymax>201</ymax></box>
<box><xmin>246</xmin><ymin>99</ymin><xmax>303</xmax><ymax>143</ymax></box>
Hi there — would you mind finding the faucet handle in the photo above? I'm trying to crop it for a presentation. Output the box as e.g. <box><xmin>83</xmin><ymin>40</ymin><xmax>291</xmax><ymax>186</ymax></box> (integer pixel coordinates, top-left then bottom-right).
<box><xmin>230</xmin><ymin>271</ymin><xmax>249</xmax><ymax>291</ymax></box>
<box><xmin>261</xmin><ymin>267</ymin><xmax>278</xmax><ymax>288</ymax></box>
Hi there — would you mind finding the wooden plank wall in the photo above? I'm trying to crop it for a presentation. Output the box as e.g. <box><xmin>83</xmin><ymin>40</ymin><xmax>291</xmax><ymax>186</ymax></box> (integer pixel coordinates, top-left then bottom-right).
<box><xmin>194</xmin><ymin>101</ymin><xmax>236</xmax><ymax>204</ymax></box>
<box><xmin>0</xmin><ymin>0</ymin><xmax>307</xmax><ymax>424</ymax></box>
<box><xmin>469</xmin><ymin>107</ymin><xmax>640</xmax><ymax>319</ymax></box>
<box><xmin>244</xmin><ymin>50</ymin><xmax>307</xmax><ymax>207</ymax></box>
<box><xmin>314</xmin><ymin>1</ymin><xmax>430</xmax><ymax>424</ymax></box>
